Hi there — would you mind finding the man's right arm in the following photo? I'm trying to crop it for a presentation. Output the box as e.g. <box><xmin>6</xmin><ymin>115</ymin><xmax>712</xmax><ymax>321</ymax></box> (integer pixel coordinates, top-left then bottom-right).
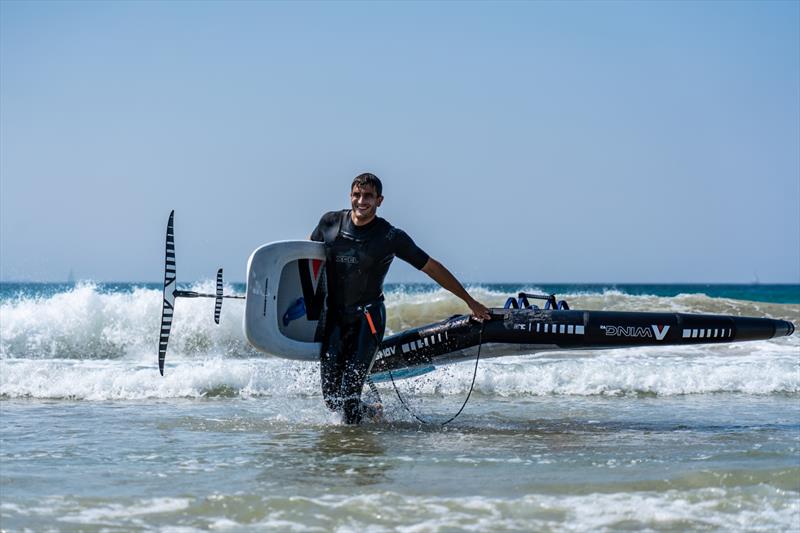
<box><xmin>310</xmin><ymin>211</ymin><xmax>337</xmax><ymax>241</ymax></box>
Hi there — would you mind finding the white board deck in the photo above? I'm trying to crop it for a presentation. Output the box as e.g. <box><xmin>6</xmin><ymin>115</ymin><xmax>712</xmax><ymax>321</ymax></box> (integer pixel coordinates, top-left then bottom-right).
<box><xmin>243</xmin><ymin>241</ymin><xmax>327</xmax><ymax>360</ymax></box>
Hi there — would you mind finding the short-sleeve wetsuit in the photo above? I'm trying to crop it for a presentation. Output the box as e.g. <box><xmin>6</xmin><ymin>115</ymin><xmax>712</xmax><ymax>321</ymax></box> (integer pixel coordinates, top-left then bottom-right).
<box><xmin>311</xmin><ymin>210</ymin><xmax>429</xmax><ymax>423</ymax></box>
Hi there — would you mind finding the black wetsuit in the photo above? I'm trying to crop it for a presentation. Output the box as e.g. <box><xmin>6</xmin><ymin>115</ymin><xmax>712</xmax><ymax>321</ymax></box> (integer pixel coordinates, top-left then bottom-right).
<box><xmin>311</xmin><ymin>210</ymin><xmax>429</xmax><ymax>424</ymax></box>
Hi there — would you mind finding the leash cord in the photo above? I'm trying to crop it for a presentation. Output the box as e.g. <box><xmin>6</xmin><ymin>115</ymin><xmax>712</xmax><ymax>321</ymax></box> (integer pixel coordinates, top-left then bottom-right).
<box><xmin>386</xmin><ymin>321</ymin><xmax>484</xmax><ymax>426</ymax></box>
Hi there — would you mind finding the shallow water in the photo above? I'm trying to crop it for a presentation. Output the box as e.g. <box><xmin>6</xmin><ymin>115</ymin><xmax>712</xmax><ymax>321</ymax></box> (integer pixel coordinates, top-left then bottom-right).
<box><xmin>2</xmin><ymin>395</ymin><xmax>798</xmax><ymax>531</ymax></box>
<box><xmin>1</xmin><ymin>283</ymin><xmax>798</xmax><ymax>531</ymax></box>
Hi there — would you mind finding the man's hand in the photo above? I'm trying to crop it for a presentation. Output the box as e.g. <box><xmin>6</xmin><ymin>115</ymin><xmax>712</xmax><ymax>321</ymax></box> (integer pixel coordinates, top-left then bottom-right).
<box><xmin>467</xmin><ymin>298</ymin><xmax>491</xmax><ymax>322</ymax></box>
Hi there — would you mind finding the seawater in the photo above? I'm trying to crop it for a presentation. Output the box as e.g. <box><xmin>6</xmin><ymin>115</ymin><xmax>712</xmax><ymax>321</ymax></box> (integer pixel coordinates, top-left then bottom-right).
<box><xmin>1</xmin><ymin>283</ymin><xmax>798</xmax><ymax>531</ymax></box>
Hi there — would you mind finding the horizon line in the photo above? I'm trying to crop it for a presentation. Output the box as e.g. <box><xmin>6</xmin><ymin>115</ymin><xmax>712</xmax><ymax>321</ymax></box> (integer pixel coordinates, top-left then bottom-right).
<box><xmin>2</xmin><ymin>280</ymin><xmax>799</xmax><ymax>286</ymax></box>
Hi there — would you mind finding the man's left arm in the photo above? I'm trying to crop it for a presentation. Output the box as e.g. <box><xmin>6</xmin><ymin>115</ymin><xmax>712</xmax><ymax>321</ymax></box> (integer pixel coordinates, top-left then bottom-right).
<box><xmin>421</xmin><ymin>258</ymin><xmax>491</xmax><ymax>321</ymax></box>
<box><xmin>392</xmin><ymin>228</ymin><xmax>490</xmax><ymax>321</ymax></box>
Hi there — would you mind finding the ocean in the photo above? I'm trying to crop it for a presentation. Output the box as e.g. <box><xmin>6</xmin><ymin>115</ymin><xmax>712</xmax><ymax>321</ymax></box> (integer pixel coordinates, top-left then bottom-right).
<box><xmin>1</xmin><ymin>282</ymin><xmax>798</xmax><ymax>531</ymax></box>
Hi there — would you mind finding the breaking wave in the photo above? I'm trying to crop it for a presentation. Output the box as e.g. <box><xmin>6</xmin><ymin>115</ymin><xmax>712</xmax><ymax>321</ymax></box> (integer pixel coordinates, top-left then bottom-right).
<box><xmin>1</xmin><ymin>282</ymin><xmax>797</xmax><ymax>400</ymax></box>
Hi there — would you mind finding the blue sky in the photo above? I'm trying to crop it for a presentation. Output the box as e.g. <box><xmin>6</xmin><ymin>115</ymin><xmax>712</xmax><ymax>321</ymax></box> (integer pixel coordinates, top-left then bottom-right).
<box><xmin>1</xmin><ymin>0</ymin><xmax>798</xmax><ymax>283</ymax></box>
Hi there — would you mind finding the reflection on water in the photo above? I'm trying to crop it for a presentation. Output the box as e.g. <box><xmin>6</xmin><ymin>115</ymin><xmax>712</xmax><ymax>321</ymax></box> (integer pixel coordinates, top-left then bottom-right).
<box><xmin>308</xmin><ymin>425</ymin><xmax>391</xmax><ymax>487</ymax></box>
<box><xmin>256</xmin><ymin>424</ymin><xmax>391</xmax><ymax>488</ymax></box>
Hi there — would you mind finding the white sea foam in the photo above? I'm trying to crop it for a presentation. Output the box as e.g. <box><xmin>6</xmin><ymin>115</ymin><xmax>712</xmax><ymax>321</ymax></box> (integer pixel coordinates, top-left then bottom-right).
<box><xmin>0</xmin><ymin>357</ymin><xmax>317</xmax><ymax>400</ymax></box>
<box><xmin>1</xmin><ymin>284</ymin><xmax>797</xmax><ymax>400</ymax></box>
<box><xmin>1</xmin><ymin>340</ymin><xmax>796</xmax><ymax>400</ymax></box>
<box><xmin>2</xmin><ymin>283</ymin><xmax>796</xmax><ymax>360</ymax></box>
<box><xmin>6</xmin><ymin>487</ymin><xmax>794</xmax><ymax>532</ymax></box>
<box><xmin>388</xmin><ymin>285</ymin><xmax>799</xmax><ymax>323</ymax></box>
<box><xmin>58</xmin><ymin>497</ymin><xmax>193</xmax><ymax>524</ymax></box>
<box><xmin>0</xmin><ymin>282</ymin><xmax>255</xmax><ymax>360</ymax></box>
<box><xmin>29</xmin><ymin>488</ymin><xmax>793</xmax><ymax>532</ymax></box>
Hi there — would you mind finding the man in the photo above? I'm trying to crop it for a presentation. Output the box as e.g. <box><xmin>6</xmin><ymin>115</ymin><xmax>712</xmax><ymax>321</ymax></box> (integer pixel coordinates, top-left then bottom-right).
<box><xmin>311</xmin><ymin>173</ymin><xmax>490</xmax><ymax>424</ymax></box>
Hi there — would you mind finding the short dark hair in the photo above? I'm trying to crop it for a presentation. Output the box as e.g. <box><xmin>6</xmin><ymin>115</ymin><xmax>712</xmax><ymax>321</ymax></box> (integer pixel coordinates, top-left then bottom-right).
<box><xmin>351</xmin><ymin>173</ymin><xmax>383</xmax><ymax>197</ymax></box>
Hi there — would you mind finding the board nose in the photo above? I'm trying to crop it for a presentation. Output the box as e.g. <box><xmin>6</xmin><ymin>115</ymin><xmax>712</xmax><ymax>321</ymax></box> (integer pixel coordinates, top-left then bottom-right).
<box><xmin>775</xmin><ymin>320</ymin><xmax>795</xmax><ymax>337</ymax></box>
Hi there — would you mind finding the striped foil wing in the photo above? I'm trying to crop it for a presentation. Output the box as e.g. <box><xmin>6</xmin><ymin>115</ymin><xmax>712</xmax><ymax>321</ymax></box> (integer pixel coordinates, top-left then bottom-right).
<box><xmin>214</xmin><ymin>269</ymin><xmax>223</xmax><ymax>324</ymax></box>
<box><xmin>159</xmin><ymin>211</ymin><xmax>176</xmax><ymax>375</ymax></box>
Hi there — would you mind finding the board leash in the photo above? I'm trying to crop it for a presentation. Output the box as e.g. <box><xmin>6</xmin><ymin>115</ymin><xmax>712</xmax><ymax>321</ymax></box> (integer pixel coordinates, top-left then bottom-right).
<box><xmin>385</xmin><ymin>320</ymin><xmax>484</xmax><ymax>427</ymax></box>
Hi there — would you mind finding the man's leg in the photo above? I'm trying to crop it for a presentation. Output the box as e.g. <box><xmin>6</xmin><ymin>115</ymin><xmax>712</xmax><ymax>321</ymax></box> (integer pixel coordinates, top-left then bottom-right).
<box><xmin>339</xmin><ymin>305</ymin><xmax>386</xmax><ymax>424</ymax></box>
<box><xmin>320</xmin><ymin>323</ymin><xmax>346</xmax><ymax>412</ymax></box>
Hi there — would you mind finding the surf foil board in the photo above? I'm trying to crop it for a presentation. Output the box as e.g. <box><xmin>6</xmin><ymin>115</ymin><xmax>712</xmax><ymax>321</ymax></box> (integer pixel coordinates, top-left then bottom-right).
<box><xmin>158</xmin><ymin>211</ymin><xmax>795</xmax><ymax>379</ymax></box>
<box><xmin>244</xmin><ymin>240</ymin><xmax>327</xmax><ymax>360</ymax></box>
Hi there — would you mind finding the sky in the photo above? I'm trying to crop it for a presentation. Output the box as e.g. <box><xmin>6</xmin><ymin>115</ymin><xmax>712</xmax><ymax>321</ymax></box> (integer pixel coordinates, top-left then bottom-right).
<box><xmin>1</xmin><ymin>0</ymin><xmax>798</xmax><ymax>284</ymax></box>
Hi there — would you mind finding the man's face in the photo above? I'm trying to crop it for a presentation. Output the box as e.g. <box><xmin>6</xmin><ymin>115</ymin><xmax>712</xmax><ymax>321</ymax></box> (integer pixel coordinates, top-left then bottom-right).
<box><xmin>350</xmin><ymin>184</ymin><xmax>383</xmax><ymax>222</ymax></box>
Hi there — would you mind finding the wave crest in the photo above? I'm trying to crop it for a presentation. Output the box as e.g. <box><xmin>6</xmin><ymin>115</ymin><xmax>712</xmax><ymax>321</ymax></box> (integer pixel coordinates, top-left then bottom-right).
<box><xmin>1</xmin><ymin>283</ymin><xmax>797</xmax><ymax>360</ymax></box>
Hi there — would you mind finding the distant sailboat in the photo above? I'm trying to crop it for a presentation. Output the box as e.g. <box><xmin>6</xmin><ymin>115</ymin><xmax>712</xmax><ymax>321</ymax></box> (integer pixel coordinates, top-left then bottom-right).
<box><xmin>67</xmin><ymin>268</ymin><xmax>75</xmax><ymax>284</ymax></box>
